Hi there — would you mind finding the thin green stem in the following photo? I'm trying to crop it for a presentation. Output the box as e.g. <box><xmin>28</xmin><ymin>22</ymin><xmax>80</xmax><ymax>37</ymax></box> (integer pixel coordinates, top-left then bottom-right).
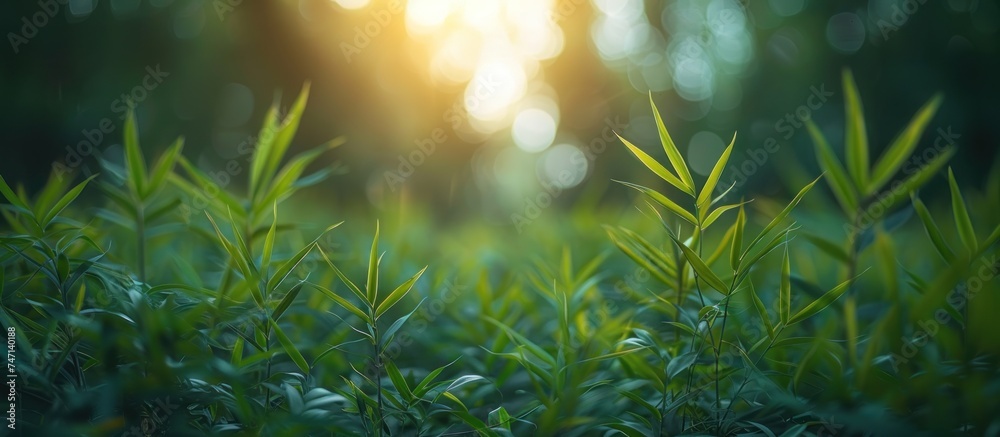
<box><xmin>136</xmin><ymin>203</ymin><xmax>146</xmax><ymax>283</ymax></box>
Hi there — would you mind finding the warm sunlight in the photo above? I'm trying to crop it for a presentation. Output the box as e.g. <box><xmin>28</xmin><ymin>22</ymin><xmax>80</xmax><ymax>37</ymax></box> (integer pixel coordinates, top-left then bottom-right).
<box><xmin>404</xmin><ymin>0</ymin><xmax>565</xmax><ymax>144</ymax></box>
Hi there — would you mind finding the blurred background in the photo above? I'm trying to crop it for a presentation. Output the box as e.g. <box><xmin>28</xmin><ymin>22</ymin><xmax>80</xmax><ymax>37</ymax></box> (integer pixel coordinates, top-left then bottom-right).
<box><xmin>2</xmin><ymin>0</ymin><xmax>998</xmax><ymax>227</ymax></box>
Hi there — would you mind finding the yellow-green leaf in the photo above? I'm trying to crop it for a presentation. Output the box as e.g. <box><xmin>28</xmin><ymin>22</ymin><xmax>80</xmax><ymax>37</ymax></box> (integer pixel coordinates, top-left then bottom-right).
<box><xmin>269</xmin><ymin>318</ymin><xmax>310</xmax><ymax>374</ymax></box>
<box><xmin>807</xmin><ymin>121</ymin><xmax>858</xmax><ymax>213</ymax></box>
<box><xmin>697</xmin><ymin>131</ymin><xmax>736</xmax><ymax>208</ymax></box>
<box><xmin>375</xmin><ymin>266</ymin><xmax>427</xmax><ymax>318</ymax></box>
<box><xmin>948</xmin><ymin>167</ymin><xmax>977</xmax><ymax>254</ymax></box>
<box><xmin>843</xmin><ymin>70</ymin><xmax>869</xmax><ymax>189</ymax></box>
<box><xmin>649</xmin><ymin>93</ymin><xmax>695</xmax><ymax>192</ymax></box>
<box><xmin>617</xmin><ymin>133</ymin><xmax>692</xmax><ymax>196</ymax></box>
<box><xmin>868</xmin><ymin>94</ymin><xmax>942</xmax><ymax>193</ymax></box>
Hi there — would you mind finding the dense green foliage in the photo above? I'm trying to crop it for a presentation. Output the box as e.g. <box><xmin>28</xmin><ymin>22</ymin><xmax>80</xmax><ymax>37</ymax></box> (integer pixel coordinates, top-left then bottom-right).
<box><xmin>2</xmin><ymin>75</ymin><xmax>999</xmax><ymax>436</ymax></box>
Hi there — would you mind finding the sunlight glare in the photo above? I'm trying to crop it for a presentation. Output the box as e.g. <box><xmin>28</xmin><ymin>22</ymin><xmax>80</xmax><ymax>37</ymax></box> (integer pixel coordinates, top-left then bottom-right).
<box><xmin>405</xmin><ymin>0</ymin><xmax>563</xmax><ymax>135</ymax></box>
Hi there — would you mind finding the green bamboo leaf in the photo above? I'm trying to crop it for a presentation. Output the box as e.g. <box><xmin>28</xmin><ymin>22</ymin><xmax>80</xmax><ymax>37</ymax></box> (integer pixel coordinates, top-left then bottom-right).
<box><xmin>205</xmin><ymin>212</ymin><xmax>263</xmax><ymax>306</ymax></box>
<box><xmin>650</xmin><ymin>93</ymin><xmax>695</xmax><ymax>191</ymax></box>
<box><xmin>697</xmin><ymin>131</ymin><xmax>736</xmax><ymax>207</ymax></box>
<box><xmin>40</xmin><ymin>175</ymin><xmax>97</xmax><ymax>228</ymax></box>
<box><xmin>272</xmin><ymin>281</ymin><xmax>304</xmax><ymax>321</ymax></box>
<box><xmin>730</xmin><ymin>205</ymin><xmax>745</xmax><ymax>271</ymax></box>
<box><xmin>788</xmin><ymin>273</ymin><xmax>862</xmax><ymax>325</ymax></box>
<box><xmin>881</xmin><ymin>146</ymin><xmax>955</xmax><ymax>213</ymax></box>
<box><xmin>366</xmin><ymin>221</ymin><xmax>380</xmax><ymax>303</ymax></box>
<box><xmin>666</xmin><ymin>351</ymin><xmax>698</xmax><ymax>379</ymax></box>
<box><xmin>175</xmin><ymin>157</ymin><xmax>246</xmax><ymax>216</ymax></box>
<box><xmin>843</xmin><ymin>70</ymin><xmax>869</xmax><ymax>189</ymax></box>
<box><xmin>780</xmin><ymin>244</ymin><xmax>791</xmax><ymax>325</ymax></box>
<box><xmin>701</xmin><ymin>201</ymin><xmax>748</xmax><ymax>229</ymax></box>
<box><xmin>266</xmin><ymin>242</ymin><xmax>316</xmax><ymax>292</ymax></box>
<box><xmin>269</xmin><ymin>318</ymin><xmax>310</xmax><ymax>374</ymax></box>
<box><xmin>484</xmin><ymin>317</ymin><xmax>556</xmax><ymax>366</ymax></box>
<box><xmin>606</xmin><ymin>227</ymin><xmax>673</xmax><ymax>285</ymax></box>
<box><xmin>947</xmin><ymin>168</ymin><xmax>977</xmax><ymax>254</ymax></box>
<box><xmin>144</xmin><ymin>137</ymin><xmax>184</xmax><ymax>199</ymax></box>
<box><xmin>488</xmin><ymin>406</ymin><xmax>513</xmax><ymax>431</ymax></box>
<box><xmin>801</xmin><ymin>233</ymin><xmax>850</xmax><ymax>264</ymax></box>
<box><xmin>231</xmin><ymin>337</ymin><xmax>244</xmax><ymax>367</ymax></box>
<box><xmin>618</xmin><ymin>227</ymin><xmax>677</xmax><ymax>275</ymax></box>
<box><xmin>616</xmin><ymin>181</ymin><xmax>696</xmax><ymax>225</ymax></box>
<box><xmin>261</xmin><ymin>203</ymin><xmax>278</xmax><ymax>270</ymax></box>
<box><xmin>227</xmin><ymin>208</ymin><xmax>259</xmax><ymax>281</ymax></box>
<box><xmin>738</xmin><ymin>228</ymin><xmax>794</xmax><ymax>284</ymax></box>
<box><xmin>807</xmin><ymin>121</ymin><xmax>858</xmax><ymax>212</ymax></box>
<box><xmin>123</xmin><ymin>110</ymin><xmax>148</xmax><ymax>197</ymax></box>
<box><xmin>706</xmin><ymin>218</ymin><xmax>737</xmax><ymax>267</ymax></box>
<box><xmin>375</xmin><ymin>266</ymin><xmax>427</xmax><ymax>318</ymax></box>
<box><xmin>616</xmin><ymin>133</ymin><xmax>691</xmax><ymax>195</ymax></box>
<box><xmin>671</xmin><ymin>235</ymin><xmax>729</xmax><ymax>294</ymax></box>
<box><xmin>411</xmin><ymin>358</ymin><xmax>459</xmax><ymax>398</ymax></box>
<box><xmin>310</xmin><ymin>282</ymin><xmax>370</xmax><ymax>323</ymax></box>
<box><xmin>252</xmin><ymin>144</ymin><xmax>337</xmax><ymax>215</ymax></box>
<box><xmin>868</xmin><ymin>94</ymin><xmax>942</xmax><ymax>193</ymax></box>
<box><xmin>381</xmin><ymin>300</ymin><xmax>425</xmax><ymax>351</ymax></box>
<box><xmin>262</xmin><ymin>83</ymin><xmax>311</xmax><ymax>192</ymax></box>
<box><xmin>319</xmin><ymin>248</ymin><xmax>368</xmax><ymax>304</ymax></box>
<box><xmin>911</xmin><ymin>195</ymin><xmax>956</xmax><ymax>263</ymax></box>
<box><xmin>744</xmin><ymin>175</ymin><xmax>820</xmax><ymax>256</ymax></box>
<box><xmin>385</xmin><ymin>361</ymin><xmax>415</xmax><ymax>404</ymax></box>
<box><xmin>0</xmin><ymin>174</ymin><xmax>31</xmax><ymax>212</ymax></box>
<box><xmin>250</xmin><ymin>106</ymin><xmax>280</xmax><ymax>196</ymax></box>
<box><xmin>748</xmin><ymin>282</ymin><xmax>775</xmax><ymax>339</ymax></box>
